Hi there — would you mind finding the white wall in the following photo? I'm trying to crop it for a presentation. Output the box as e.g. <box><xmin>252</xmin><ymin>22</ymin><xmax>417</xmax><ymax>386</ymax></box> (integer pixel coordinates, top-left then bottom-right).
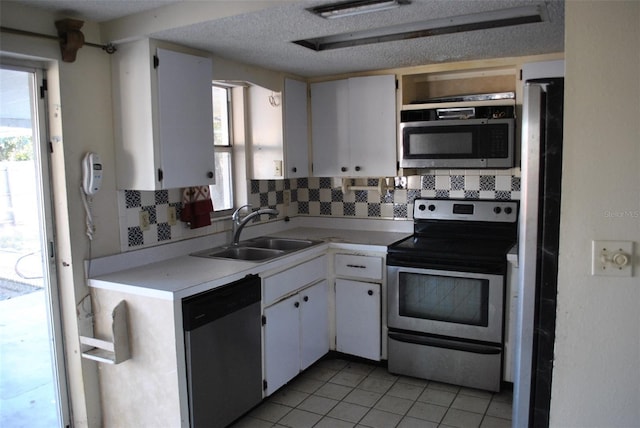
<box><xmin>552</xmin><ymin>1</ymin><xmax>640</xmax><ymax>426</ymax></box>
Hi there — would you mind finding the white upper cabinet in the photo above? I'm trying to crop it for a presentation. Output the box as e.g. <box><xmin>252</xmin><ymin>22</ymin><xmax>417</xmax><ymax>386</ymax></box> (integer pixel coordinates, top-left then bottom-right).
<box><xmin>249</xmin><ymin>78</ymin><xmax>309</xmax><ymax>180</ymax></box>
<box><xmin>283</xmin><ymin>78</ymin><xmax>310</xmax><ymax>178</ymax></box>
<box><xmin>311</xmin><ymin>75</ymin><xmax>397</xmax><ymax>177</ymax></box>
<box><xmin>112</xmin><ymin>39</ymin><xmax>215</xmax><ymax>190</ymax></box>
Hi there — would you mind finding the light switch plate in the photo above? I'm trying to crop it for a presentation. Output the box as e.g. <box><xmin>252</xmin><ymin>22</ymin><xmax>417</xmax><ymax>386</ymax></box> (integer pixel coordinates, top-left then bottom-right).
<box><xmin>167</xmin><ymin>206</ymin><xmax>177</xmax><ymax>226</ymax></box>
<box><xmin>139</xmin><ymin>211</ymin><xmax>151</xmax><ymax>231</ymax></box>
<box><xmin>591</xmin><ymin>240</ymin><xmax>634</xmax><ymax>277</ymax></box>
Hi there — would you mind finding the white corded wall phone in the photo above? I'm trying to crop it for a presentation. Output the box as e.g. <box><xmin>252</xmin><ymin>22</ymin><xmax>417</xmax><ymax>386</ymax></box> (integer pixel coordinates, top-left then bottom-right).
<box><xmin>81</xmin><ymin>152</ymin><xmax>102</xmax><ymax>240</ymax></box>
<box><xmin>82</xmin><ymin>152</ymin><xmax>103</xmax><ymax>195</ymax></box>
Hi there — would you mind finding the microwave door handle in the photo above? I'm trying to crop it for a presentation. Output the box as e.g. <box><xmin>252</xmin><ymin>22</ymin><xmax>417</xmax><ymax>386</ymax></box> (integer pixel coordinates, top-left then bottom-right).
<box><xmin>388</xmin><ymin>332</ymin><xmax>501</xmax><ymax>355</ymax></box>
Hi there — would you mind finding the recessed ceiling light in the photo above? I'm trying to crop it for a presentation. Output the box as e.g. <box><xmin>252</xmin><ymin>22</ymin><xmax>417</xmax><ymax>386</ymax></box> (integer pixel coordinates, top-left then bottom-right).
<box><xmin>310</xmin><ymin>0</ymin><xmax>410</xmax><ymax>19</ymax></box>
<box><xmin>296</xmin><ymin>4</ymin><xmax>547</xmax><ymax>51</ymax></box>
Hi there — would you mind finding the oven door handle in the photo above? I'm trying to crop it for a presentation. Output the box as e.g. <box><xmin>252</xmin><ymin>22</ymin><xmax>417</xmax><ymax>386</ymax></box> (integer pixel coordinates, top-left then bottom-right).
<box><xmin>388</xmin><ymin>332</ymin><xmax>501</xmax><ymax>355</ymax></box>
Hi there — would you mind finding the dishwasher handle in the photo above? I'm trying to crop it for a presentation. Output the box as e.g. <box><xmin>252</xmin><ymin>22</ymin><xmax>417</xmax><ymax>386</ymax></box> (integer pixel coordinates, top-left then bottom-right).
<box><xmin>182</xmin><ymin>274</ymin><xmax>261</xmax><ymax>331</ymax></box>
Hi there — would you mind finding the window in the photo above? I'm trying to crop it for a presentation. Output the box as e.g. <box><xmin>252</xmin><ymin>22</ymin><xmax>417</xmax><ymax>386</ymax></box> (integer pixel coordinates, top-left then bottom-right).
<box><xmin>210</xmin><ymin>84</ymin><xmax>234</xmax><ymax>216</ymax></box>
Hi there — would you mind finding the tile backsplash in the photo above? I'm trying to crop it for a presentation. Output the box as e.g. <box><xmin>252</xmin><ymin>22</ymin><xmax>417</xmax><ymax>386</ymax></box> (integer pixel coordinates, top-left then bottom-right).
<box><xmin>118</xmin><ymin>169</ymin><xmax>520</xmax><ymax>251</ymax></box>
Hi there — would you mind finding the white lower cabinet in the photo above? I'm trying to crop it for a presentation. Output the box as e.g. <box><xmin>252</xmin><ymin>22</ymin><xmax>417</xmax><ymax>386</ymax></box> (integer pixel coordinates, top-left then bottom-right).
<box><xmin>335</xmin><ymin>279</ymin><xmax>381</xmax><ymax>361</ymax></box>
<box><xmin>263</xmin><ymin>280</ymin><xmax>328</xmax><ymax>396</ymax></box>
<box><xmin>333</xmin><ymin>253</ymin><xmax>384</xmax><ymax>361</ymax></box>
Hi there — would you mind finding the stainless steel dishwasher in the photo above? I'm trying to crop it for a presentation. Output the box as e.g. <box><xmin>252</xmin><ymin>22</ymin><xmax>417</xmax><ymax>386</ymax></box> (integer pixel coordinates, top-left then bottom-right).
<box><xmin>182</xmin><ymin>274</ymin><xmax>262</xmax><ymax>428</ymax></box>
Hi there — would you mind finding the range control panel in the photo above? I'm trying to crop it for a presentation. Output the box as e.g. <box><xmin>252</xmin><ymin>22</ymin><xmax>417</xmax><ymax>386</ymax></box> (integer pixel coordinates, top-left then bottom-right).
<box><xmin>414</xmin><ymin>198</ymin><xmax>518</xmax><ymax>223</ymax></box>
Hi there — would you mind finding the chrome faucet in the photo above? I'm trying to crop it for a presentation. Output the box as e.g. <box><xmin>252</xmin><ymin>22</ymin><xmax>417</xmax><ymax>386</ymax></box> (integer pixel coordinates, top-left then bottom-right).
<box><xmin>231</xmin><ymin>204</ymin><xmax>279</xmax><ymax>245</ymax></box>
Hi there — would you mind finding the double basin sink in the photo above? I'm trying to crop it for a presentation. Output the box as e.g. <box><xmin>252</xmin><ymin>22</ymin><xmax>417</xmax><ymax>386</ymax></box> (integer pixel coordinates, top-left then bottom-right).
<box><xmin>190</xmin><ymin>237</ymin><xmax>323</xmax><ymax>262</ymax></box>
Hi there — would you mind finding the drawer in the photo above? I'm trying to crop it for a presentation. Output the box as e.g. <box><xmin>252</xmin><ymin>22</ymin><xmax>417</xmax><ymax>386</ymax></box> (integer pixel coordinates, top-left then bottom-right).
<box><xmin>263</xmin><ymin>255</ymin><xmax>327</xmax><ymax>306</ymax></box>
<box><xmin>335</xmin><ymin>254</ymin><xmax>383</xmax><ymax>281</ymax></box>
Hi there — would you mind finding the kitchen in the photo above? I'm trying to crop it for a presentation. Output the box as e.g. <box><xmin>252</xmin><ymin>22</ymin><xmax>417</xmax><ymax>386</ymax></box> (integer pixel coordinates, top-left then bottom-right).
<box><xmin>0</xmin><ymin>1</ymin><xmax>638</xmax><ymax>428</ymax></box>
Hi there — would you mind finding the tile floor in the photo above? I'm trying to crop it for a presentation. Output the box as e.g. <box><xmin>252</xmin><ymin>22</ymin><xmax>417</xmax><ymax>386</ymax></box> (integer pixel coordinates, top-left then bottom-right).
<box><xmin>233</xmin><ymin>357</ymin><xmax>512</xmax><ymax>428</ymax></box>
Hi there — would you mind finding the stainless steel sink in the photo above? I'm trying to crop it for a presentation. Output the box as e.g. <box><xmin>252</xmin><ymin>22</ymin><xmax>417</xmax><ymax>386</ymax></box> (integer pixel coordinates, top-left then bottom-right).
<box><xmin>191</xmin><ymin>237</ymin><xmax>322</xmax><ymax>262</ymax></box>
<box><xmin>242</xmin><ymin>237</ymin><xmax>318</xmax><ymax>252</ymax></box>
<box><xmin>193</xmin><ymin>246</ymin><xmax>284</xmax><ymax>261</ymax></box>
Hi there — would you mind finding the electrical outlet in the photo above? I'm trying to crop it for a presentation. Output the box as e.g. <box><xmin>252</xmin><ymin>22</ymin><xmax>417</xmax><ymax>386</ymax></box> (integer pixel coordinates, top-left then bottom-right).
<box><xmin>139</xmin><ymin>211</ymin><xmax>150</xmax><ymax>231</ymax></box>
<box><xmin>167</xmin><ymin>206</ymin><xmax>177</xmax><ymax>226</ymax></box>
<box><xmin>283</xmin><ymin>190</ymin><xmax>291</xmax><ymax>207</ymax></box>
<box><xmin>591</xmin><ymin>240</ymin><xmax>634</xmax><ymax>277</ymax></box>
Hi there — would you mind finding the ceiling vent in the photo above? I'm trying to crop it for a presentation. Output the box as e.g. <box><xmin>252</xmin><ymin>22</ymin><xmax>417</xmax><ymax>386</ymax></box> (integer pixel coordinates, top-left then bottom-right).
<box><xmin>295</xmin><ymin>4</ymin><xmax>547</xmax><ymax>51</ymax></box>
<box><xmin>309</xmin><ymin>0</ymin><xmax>410</xmax><ymax>19</ymax></box>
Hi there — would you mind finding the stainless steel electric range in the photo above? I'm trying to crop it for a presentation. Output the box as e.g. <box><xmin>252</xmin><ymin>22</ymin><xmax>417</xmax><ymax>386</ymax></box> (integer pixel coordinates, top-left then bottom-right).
<box><xmin>386</xmin><ymin>198</ymin><xmax>518</xmax><ymax>392</ymax></box>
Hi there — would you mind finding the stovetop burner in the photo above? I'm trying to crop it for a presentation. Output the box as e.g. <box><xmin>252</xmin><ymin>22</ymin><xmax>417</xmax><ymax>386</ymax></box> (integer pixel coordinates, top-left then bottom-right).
<box><xmin>387</xmin><ymin>199</ymin><xmax>518</xmax><ymax>271</ymax></box>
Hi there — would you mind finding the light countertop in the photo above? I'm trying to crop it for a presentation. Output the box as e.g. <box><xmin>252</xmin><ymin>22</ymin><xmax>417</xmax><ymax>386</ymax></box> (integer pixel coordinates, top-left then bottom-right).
<box><xmin>88</xmin><ymin>226</ymin><xmax>409</xmax><ymax>300</ymax></box>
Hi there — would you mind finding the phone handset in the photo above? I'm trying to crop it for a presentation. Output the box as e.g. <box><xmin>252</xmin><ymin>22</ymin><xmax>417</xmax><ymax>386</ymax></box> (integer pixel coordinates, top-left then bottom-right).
<box><xmin>82</xmin><ymin>152</ymin><xmax>103</xmax><ymax>195</ymax></box>
<box><xmin>81</xmin><ymin>152</ymin><xmax>102</xmax><ymax>240</ymax></box>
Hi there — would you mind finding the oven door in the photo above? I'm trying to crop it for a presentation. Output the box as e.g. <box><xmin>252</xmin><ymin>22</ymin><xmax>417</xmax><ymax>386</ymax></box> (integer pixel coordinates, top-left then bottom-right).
<box><xmin>387</xmin><ymin>265</ymin><xmax>504</xmax><ymax>344</ymax></box>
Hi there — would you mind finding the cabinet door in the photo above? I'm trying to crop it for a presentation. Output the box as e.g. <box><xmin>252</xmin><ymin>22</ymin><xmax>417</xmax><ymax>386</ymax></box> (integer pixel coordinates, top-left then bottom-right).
<box><xmin>335</xmin><ymin>279</ymin><xmax>381</xmax><ymax>361</ymax></box>
<box><xmin>156</xmin><ymin>48</ymin><xmax>215</xmax><ymax>188</ymax></box>
<box><xmin>311</xmin><ymin>79</ymin><xmax>349</xmax><ymax>176</ymax></box>
<box><xmin>300</xmin><ymin>281</ymin><xmax>329</xmax><ymax>370</ymax></box>
<box><xmin>264</xmin><ymin>295</ymin><xmax>300</xmax><ymax>395</ymax></box>
<box><xmin>248</xmin><ymin>84</ymin><xmax>284</xmax><ymax>180</ymax></box>
<box><xmin>348</xmin><ymin>75</ymin><xmax>397</xmax><ymax>177</ymax></box>
<box><xmin>284</xmin><ymin>78</ymin><xmax>309</xmax><ymax>178</ymax></box>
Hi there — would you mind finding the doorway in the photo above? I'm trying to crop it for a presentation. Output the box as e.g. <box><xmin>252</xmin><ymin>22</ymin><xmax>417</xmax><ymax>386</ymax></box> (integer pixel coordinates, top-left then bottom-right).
<box><xmin>0</xmin><ymin>66</ymin><xmax>68</xmax><ymax>427</ymax></box>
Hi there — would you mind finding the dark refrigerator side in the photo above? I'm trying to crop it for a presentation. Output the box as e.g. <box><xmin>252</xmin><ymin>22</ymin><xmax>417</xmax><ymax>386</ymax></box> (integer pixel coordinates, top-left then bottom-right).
<box><xmin>515</xmin><ymin>78</ymin><xmax>564</xmax><ymax>428</ymax></box>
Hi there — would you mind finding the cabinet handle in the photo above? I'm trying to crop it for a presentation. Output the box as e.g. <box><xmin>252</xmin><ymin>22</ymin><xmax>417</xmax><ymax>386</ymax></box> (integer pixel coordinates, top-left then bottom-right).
<box><xmin>292</xmin><ymin>167</ymin><xmax>297</xmax><ymax>173</ymax></box>
<box><xmin>355</xmin><ymin>166</ymin><xmax>361</xmax><ymax>172</ymax></box>
<box><xmin>294</xmin><ymin>301</ymin><xmax>300</xmax><ymax>308</ymax></box>
<box><xmin>368</xmin><ymin>290</ymin><xmax>374</xmax><ymax>296</ymax></box>
<box><xmin>303</xmin><ymin>296</ymin><xmax>309</xmax><ymax>302</ymax></box>
<box><xmin>207</xmin><ymin>171</ymin><xmax>214</xmax><ymax>179</ymax></box>
<box><xmin>341</xmin><ymin>166</ymin><xmax>348</xmax><ymax>172</ymax></box>
<box><xmin>346</xmin><ymin>264</ymin><xmax>367</xmax><ymax>269</ymax></box>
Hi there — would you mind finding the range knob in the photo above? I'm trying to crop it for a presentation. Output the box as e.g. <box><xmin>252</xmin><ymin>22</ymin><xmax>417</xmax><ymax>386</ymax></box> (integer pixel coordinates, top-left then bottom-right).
<box><xmin>493</xmin><ymin>206</ymin><xmax>502</xmax><ymax>214</ymax></box>
<box><xmin>418</xmin><ymin>204</ymin><xmax>426</xmax><ymax>211</ymax></box>
<box><xmin>504</xmin><ymin>206</ymin><xmax>513</xmax><ymax>214</ymax></box>
<box><xmin>428</xmin><ymin>204</ymin><xmax>436</xmax><ymax>212</ymax></box>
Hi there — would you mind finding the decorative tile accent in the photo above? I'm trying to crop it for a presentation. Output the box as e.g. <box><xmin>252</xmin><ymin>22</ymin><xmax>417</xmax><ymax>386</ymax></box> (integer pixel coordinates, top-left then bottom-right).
<box><xmin>154</xmin><ymin>190</ymin><xmax>169</xmax><ymax>205</ymax></box>
<box><xmin>320</xmin><ymin>202</ymin><xmax>332</xmax><ymax>216</ymax></box>
<box><xmin>128</xmin><ymin>226</ymin><xmax>143</xmax><ymax>247</ymax></box>
<box><xmin>343</xmin><ymin>202</ymin><xmax>356</xmax><ymax>216</ymax></box>
<box><xmin>451</xmin><ymin>175</ymin><xmax>465</xmax><ymax>191</ymax></box>
<box><xmin>422</xmin><ymin>175</ymin><xmax>436</xmax><ymax>190</ymax></box>
<box><xmin>118</xmin><ymin>170</ymin><xmax>521</xmax><ymax>251</ymax></box>
<box><xmin>157</xmin><ymin>223</ymin><xmax>171</xmax><ymax>241</ymax></box>
<box><xmin>320</xmin><ymin>177</ymin><xmax>332</xmax><ymax>188</ymax></box>
<box><xmin>125</xmin><ymin>190</ymin><xmax>141</xmax><ymax>208</ymax></box>
<box><xmin>511</xmin><ymin>176</ymin><xmax>521</xmax><ymax>191</ymax></box>
<box><xmin>480</xmin><ymin>175</ymin><xmax>496</xmax><ymax>191</ymax></box>
<box><xmin>393</xmin><ymin>204</ymin><xmax>408</xmax><ymax>218</ymax></box>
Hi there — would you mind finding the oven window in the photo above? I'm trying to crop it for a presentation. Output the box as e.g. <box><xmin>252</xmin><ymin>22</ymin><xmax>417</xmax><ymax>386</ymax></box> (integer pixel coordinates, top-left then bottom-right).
<box><xmin>398</xmin><ymin>272</ymin><xmax>489</xmax><ymax>326</ymax></box>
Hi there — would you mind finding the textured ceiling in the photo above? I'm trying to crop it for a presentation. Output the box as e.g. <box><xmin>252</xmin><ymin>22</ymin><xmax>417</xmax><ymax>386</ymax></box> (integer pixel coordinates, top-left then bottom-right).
<box><xmin>7</xmin><ymin>0</ymin><xmax>564</xmax><ymax>77</ymax></box>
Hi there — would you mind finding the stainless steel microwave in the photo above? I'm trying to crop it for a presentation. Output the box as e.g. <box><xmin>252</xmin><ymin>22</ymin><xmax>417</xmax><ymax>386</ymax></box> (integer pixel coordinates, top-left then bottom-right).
<box><xmin>399</xmin><ymin>114</ymin><xmax>515</xmax><ymax>169</ymax></box>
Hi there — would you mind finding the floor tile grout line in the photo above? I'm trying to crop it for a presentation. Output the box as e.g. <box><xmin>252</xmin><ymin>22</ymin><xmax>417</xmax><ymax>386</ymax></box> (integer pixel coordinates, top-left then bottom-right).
<box><xmin>244</xmin><ymin>358</ymin><xmax>512</xmax><ymax>428</ymax></box>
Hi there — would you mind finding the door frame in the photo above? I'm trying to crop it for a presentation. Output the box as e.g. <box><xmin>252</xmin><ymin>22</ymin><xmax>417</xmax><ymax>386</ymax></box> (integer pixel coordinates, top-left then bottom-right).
<box><xmin>1</xmin><ymin>61</ymin><xmax>71</xmax><ymax>427</ymax></box>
